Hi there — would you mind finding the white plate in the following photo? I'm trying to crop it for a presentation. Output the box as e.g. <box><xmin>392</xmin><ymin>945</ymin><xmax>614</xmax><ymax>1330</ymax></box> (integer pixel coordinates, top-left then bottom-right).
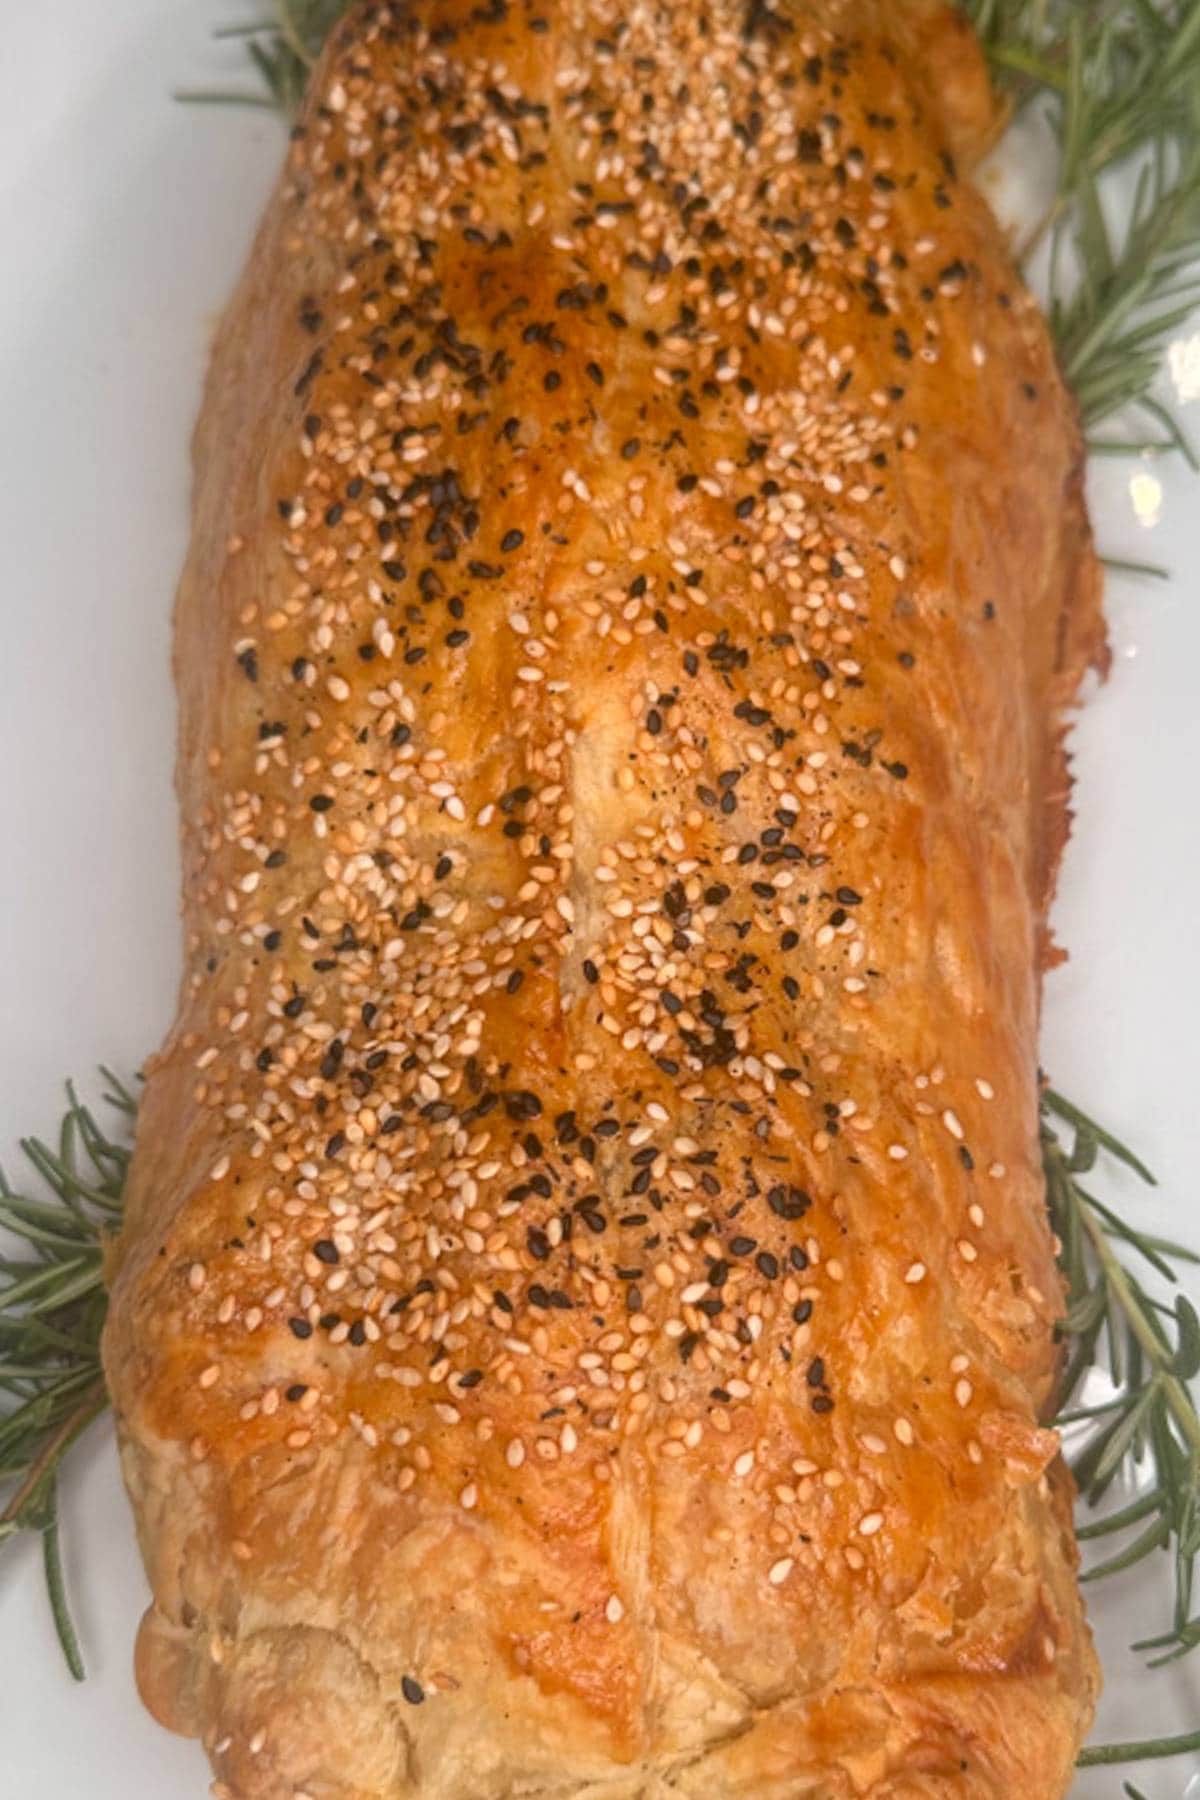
<box><xmin>0</xmin><ymin>3</ymin><xmax>1197</xmax><ymax>1792</ymax></box>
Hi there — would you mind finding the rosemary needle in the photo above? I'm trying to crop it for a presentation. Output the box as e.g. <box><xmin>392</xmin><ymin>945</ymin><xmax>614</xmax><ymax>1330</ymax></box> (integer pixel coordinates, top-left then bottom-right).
<box><xmin>1080</xmin><ymin>1727</ymin><xmax>1200</xmax><ymax>1765</ymax></box>
<box><xmin>1098</xmin><ymin>555</ymin><xmax>1171</xmax><ymax>581</ymax></box>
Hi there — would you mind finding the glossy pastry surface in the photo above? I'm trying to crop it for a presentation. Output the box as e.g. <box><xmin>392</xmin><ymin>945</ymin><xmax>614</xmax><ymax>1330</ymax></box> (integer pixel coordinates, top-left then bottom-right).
<box><xmin>104</xmin><ymin>2</ymin><xmax>1104</xmax><ymax>1792</ymax></box>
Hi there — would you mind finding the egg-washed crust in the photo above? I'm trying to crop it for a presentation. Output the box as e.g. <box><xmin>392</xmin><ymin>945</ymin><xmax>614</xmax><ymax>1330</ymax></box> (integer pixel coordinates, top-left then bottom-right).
<box><xmin>103</xmin><ymin>0</ymin><xmax>1105</xmax><ymax>1793</ymax></box>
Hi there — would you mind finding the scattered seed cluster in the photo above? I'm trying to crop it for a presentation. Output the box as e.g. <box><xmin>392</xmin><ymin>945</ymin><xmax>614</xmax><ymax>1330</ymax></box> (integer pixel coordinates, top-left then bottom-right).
<box><xmin>149</xmin><ymin>0</ymin><xmax>1067</xmax><ymax>1692</ymax></box>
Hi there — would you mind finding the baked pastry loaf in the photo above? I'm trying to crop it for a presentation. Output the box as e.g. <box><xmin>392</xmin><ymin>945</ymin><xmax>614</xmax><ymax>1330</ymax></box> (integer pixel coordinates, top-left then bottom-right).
<box><xmin>103</xmin><ymin>1</ymin><xmax>1105</xmax><ymax>1793</ymax></box>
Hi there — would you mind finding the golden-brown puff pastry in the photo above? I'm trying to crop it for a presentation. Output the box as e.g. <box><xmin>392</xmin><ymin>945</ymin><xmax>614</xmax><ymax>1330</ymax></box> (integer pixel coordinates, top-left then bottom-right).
<box><xmin>103</xmin><ymin>1</ymin><xmax>1105</xmax><ymax>1793</ymax></box>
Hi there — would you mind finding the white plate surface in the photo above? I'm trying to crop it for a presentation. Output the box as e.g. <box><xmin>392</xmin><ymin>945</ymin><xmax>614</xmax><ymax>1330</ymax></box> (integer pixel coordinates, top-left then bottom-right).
<box><xmin>1</xmin><ymin>4</ymin><xmax>1197</xmax><ymax>1793</ymax></box>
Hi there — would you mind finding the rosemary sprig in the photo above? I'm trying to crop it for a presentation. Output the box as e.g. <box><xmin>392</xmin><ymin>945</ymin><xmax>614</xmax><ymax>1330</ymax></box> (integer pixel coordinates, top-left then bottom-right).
<box><xmin>1044</xmin><ymin>1092</ymin><xmax>1200</xmax><ymax>1678</ymax></box>
<box><xmin>964</xmin><ymin>0</ymin><xmax>1200</xmax><ymax>443</ymax></box>
<box><xmin>0</xmin><ymin>1073</ymin><xmax>136</xmax><ymax>1678</ymax></box>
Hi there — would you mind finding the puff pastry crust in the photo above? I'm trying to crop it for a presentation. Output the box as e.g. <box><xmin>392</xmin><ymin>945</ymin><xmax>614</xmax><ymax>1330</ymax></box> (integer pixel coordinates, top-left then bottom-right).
<box><xmin>104</xmin><ymin>1</ymin><xmax>1105</xmax><ymax>1793</ymax></box>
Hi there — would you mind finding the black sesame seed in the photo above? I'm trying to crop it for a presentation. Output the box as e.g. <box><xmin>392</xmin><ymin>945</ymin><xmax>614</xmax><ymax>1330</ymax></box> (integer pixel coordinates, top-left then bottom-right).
<box><xmin>768</xmin><ymin>1184</ymin><xmax>810</xmax><ymax>1221</ymax></box>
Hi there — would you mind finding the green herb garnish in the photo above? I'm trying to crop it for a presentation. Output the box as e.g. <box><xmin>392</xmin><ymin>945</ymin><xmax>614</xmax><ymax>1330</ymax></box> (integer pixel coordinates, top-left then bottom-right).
<box><xmin>175</xmin><ymin>1</ymin><xmax>349</xmax><ymax>111</ymax></box>
<box><xmin>965</xmin><ymin>0</ymin><xmax>1200</xmax><ymax>452</ymax></box>
<box><xmin>1044</xmin><ymin>1092</ymin><xmax>1200</xmax><ymax>1763</ymax></box>
<box><xmin>0</xmin><ymin>1074</ymin><xmax>134</xmax><ymax>1677</ymax></box>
